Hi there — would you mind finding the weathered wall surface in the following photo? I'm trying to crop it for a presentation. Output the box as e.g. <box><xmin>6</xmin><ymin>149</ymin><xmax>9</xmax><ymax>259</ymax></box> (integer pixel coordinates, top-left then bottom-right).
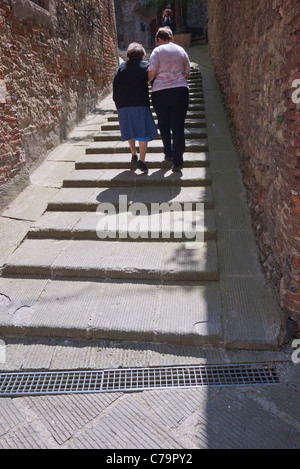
<box><xmin>114</xmin><ymin>0</ymin><xmax>156</xmax><ymax>49</ymax></box>
<box><xmin>208</xmin><ymin>0</ymin><xmax>300</xmax><ymax>320</ymax></box>
<box><xmin>0</xmin><ymin>0</ymin><xmax>118</xmax><ymax>207</ymax></box>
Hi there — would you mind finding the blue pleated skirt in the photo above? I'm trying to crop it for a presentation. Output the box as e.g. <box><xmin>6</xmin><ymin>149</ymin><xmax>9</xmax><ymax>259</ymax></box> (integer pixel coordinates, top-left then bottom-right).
<box><xmin>117</xmin><ymin>106</ymin><xmax>158</xmax><ymax>142</ymax></box>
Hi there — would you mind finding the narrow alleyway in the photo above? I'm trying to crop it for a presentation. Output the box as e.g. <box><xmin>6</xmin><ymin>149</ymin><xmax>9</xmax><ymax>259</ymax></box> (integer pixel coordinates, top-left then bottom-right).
<box><xmin>0</xmin><ymin>44</ymin><xmax>298</xmax><ymax>450</ymax></box>
<box><xmin>0</xmin><ymin>46</ymin><xmax>283</xmax><ymax>350</ymax></box>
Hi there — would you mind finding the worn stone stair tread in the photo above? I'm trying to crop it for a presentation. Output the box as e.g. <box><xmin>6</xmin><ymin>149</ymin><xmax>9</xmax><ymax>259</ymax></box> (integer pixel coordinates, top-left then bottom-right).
<box><xmin>107</xmin><ymin>111</ymin><xmax>205</xmax><ymax>122</ymax></box>
<box><xmin>27</xmin><ymin>208</ymin><xmax>216</xmax><ymax>241</ymax></box>
<box><xmin>85</xmin><ymin>140</ymin><xmax>209</xmax><ymax>154</ymax></box>
<box><xmin>112</xmin><ymin>104</ymin><xmax>205</xmax><ymax>114</ymax></box>
<box><xmin>2</xmin><ymin>238</ymin><xmax>219</xmax><ymax>281</ymax></box>
<box><xmin>75</xmin><ymin>152</ymin><xmax>210</xmax><ymax>169</ymax></box>
<box><xmin>101</xmin><ymin>119</ymin><xmax>207</xmax><ymax>131</ymax></box>
<box><xmin>62</xmin><ymin>167</ymin><xmax>212</xmax><ymax>188</ymax></box>
<box><xmin>47</xmin><ymin>186</ymin><xmax>214</xmax><ymax>212</ymax></box>
<box><xmin>147</xmin><ymin>92</ymin><xmax>204</xmax><ymax>99</ymax></box>
<box><xmin>93</xmin><ymin>128</ymin><xmax>208</xmax><ymax>142</ymax></box>
<box><xmin>0</xmin><ymin>277</ymin><xmax>223</xmax><ymax>346</ymax></box>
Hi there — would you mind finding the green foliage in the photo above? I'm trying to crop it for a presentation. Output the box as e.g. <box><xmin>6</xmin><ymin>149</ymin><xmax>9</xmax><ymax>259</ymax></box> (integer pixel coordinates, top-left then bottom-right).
<box><xmin>276</xmin><ymin>112</ymin><xmax>284</xmax><ymax>128</ymax></box>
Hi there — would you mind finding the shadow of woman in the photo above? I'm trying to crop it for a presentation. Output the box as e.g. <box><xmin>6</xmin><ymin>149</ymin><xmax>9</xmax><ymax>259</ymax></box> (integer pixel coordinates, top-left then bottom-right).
<box><xmin>95</xmin><ymin>167</ymin><xmax>183</xmax><ymax>214</ymax></box>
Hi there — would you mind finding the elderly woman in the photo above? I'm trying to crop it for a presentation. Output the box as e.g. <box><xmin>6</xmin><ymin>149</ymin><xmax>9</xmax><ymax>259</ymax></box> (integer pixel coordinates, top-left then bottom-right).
<box><xmin>113</xmin><ymin>42</ymin><xmax>158</xmax><ymax>173</ymax></box>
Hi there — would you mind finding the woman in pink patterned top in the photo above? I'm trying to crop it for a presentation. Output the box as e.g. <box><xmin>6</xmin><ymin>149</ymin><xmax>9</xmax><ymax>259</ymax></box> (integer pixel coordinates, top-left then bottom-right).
<box><xmin>148</xmin><ymin>27</ymin><xmax>190</xmax><ymax>171</ymax></box>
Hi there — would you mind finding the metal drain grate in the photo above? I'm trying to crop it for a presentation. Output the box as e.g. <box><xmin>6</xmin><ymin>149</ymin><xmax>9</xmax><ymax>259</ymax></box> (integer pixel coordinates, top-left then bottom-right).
<box><xmin>0</xmin><ymin>363</ymin><xmax>280</xmax><ymax>397</ymax></box>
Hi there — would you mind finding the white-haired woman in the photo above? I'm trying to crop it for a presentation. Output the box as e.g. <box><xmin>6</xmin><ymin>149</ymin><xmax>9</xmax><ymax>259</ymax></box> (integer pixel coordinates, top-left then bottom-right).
<box><xmin>113</xmin><ymin>42</ymin><xmax>158</xmax><ymax>173</ymax></box>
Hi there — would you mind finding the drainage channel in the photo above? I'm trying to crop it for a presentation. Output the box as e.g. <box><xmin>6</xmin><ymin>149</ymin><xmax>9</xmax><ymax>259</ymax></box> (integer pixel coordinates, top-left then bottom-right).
<box><xmin>0</xmin><ymin>363</ymin><xmax>280</xmax><ymax>397</ymax></box>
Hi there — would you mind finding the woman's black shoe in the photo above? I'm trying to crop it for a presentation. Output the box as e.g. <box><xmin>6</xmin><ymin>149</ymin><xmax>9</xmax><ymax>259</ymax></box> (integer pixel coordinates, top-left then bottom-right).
<box><xmin>137</xmin><ymin>160</ymin><xmax>148</xmax><ymax>173</ymax></box>
<box><xmin>171</xmin><ymin>164</ymin><xmax>183</xmax><ymax>172</ymax></box>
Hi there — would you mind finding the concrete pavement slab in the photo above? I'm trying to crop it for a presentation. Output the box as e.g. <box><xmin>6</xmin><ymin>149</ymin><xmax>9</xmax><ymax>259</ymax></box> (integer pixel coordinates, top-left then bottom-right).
<box><xmin>221</xmin><ymin>275</ymin><xmax>283</xmax><ymax>350</ymax></box>
<box><xmin>214</xmin><ymin>195</ymin><xmax>252</xmax><ymax>230</ymax></box>
<box><xmin>0</xmin><ymin>217</ymin><xmax>32</xmax><ymax>265</ymax></box>
<box><xmin>28</xmin><ymin>211</ymin><xmax>85</xmax><ymax>238</ymax></box>
<box><xmin>0</xmin><ymin>277</ymin><xmax>50</xmax><ymax>325</ymax></box>
<box><xmin>68</xmin><ymin>394</ymin><xmax>186</xmax><ymax>449</ymax></box>
<box><xmin>25</xmin><ymin>392</ymin><xmax>123</xmax><ymax>447</ymax></box>
<box><xmin>1</xmin><ymin>185</ymin><xmax>59</xmax><ymax>221</ymax></box>
<box><xmin>27</xmin><ymin>208</ymin><xmax>215</xmax><ymax>242</ymax></box>
<box><xmin>2</xmin><ymin>238</ymin><xmax>70</xmax><ymax>276</ymax></box>
<box><xmin>30</xmin><ymin>161</ymin><xmax>75</xmax><ymax>188</ymax></box>
<box><xmin>208</xmin><ymin>149</ymin><xmax>241</xmax><ymax>172</ymax></box>
<box><xmin>46</xmin><ymin>144</ymin><xmax>86</xmax><ymax>162</ymax></box>
<box><xmin>194</xmin><ymin>387</ymin><xmax>300</xmax><ymax>449</ymax></box>
<box><xmin>46</xmin><ymin>186</ymin><xmax>105</xmax><ymax>211</ymax></box>
<box><xmin>0</xmin><ymin>336</ymin><xmax>289</xmax><ymax>371</ymax></box>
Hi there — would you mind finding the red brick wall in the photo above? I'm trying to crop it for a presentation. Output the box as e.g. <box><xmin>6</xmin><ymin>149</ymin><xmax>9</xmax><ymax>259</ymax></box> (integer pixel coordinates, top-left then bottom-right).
<box><xmin>0</xmin><ymin>66</ymin><xmax>24</xmax><ymax>186</ymax></box>
<box><xmin>208</xmin><ymin>0</ymin><xmax>300</xmax><ymax>320</ymax></box>
<box><xmin>0</xmin><ymin>0</ymin><xmax>118</xmax><ymax>193</ymax></box>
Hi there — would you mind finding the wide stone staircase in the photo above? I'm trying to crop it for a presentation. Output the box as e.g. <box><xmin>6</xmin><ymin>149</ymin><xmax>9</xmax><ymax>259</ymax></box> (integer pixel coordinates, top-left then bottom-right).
<box><xmin>1</xmin><ymin>67</ymin><xmax>227</xmax><ymax>346</ymax></box>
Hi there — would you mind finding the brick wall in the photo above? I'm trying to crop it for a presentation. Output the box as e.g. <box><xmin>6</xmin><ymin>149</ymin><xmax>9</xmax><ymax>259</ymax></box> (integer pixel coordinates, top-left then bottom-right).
<box><xmin>0</xmin><ymin>0</ymin><xmax>118</xmax><ymax>206</ymax></box>
<box><xmin>208</xmin><ymin>0</ymin><xmax>300</xmax><ymax>320</ymax></box>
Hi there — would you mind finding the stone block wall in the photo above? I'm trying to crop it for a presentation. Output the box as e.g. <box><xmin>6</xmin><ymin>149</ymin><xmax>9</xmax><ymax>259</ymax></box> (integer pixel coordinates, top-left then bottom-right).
<box><xmin>187</xmin><ymin>0</ymin><xmax>207</xmax><ymax>33</ymax></box>
<box><xmin>0</xmin><ymin>0</ymin><xmax>118</xmax><ymax>207</ymax></box>
<box><xmin>114</xmin><ymin>0</ymin><xmax>156</xmax><ymax>49</ymax></box>
<box><xmin>208</xmin><ymin>0</ymin><xmax>300</xmax><ymax>320</ymax></box>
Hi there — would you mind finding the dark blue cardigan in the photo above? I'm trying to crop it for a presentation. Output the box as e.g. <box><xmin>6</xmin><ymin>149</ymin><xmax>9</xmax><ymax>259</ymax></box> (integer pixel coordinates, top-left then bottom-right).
<box><xmin>113</xmin><ymin>58</ymin><xmax>150</xmax><ymax>109</ymax></box>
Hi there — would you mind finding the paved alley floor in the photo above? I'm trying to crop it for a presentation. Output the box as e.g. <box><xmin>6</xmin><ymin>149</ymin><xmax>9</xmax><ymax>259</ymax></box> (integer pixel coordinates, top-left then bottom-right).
<box><xmin>0</xmin><ymin>44</ymin><xmax>299</xmax><ymax>450</ymax></box>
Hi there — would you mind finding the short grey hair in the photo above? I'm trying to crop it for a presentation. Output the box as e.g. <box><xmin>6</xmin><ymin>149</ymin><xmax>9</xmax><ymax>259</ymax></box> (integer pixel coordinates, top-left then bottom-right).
<box><xmin>127</xmin><ymin>42</ymin><xmax>146</xmax><ymax>60</ymax></box>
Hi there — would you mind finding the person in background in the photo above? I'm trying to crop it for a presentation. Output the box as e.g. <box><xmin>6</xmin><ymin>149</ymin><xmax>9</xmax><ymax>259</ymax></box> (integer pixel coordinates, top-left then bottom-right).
<box><xmin>161</xmin><ymin>8</ymin><xmax>174</xmax><ymax>30</ymax></box>
<box><xmin>148</xmin><ymin>27</ymin><xmax>190</xmax><ymax>172</ymax></box>
<box><xmin>113</xmin><ymin>42</ymin><xmax>158</xmax><ymax>173</ymax></box>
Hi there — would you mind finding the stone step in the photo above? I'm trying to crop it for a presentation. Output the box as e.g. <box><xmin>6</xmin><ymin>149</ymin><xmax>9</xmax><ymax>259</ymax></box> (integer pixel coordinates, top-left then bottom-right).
<box><xmin>149</xmin><ymin>94</ymin><xmax>204</xmax><ymax>101</ymax></box>
<box><xmin>113</xmin><ymin>103</ymin><xmax>205</xmax><ymax>114</ymax></box>
<box><xmin>156</xmin><ymin>84</ymin><xmax>204</xmax><ymax>91</ymax></box>
<box><xmin>75</xmin><ymin>152</ymin><xmax>209</xmax><ymax>169</ymax></box>
<box><xmin>47</xmin><ymin>186</ymin><xmax>214</xmax><ymax>212</ymax></box>
<box><xmin>147</xmin><ymin>94</ymin><xmax>203</xmax><ymax>101</ymax></box>
<box><xmin>62</xmin><ymin>167</ymin><xmax>212</xmax><ymax>188</ymax></box>
<box><xmin>107</xmin><ymin>111</ymin><xmax>205</xmax><ymax>121</ymax></box>
<box><xmin>2</xmin><ymin>238</ymin><xmax>220</xmax><ymax>282</ymax></box>
<box><xmin>101</xmin><ymin>119</ymin><xmax>207</xmax><ymax>131</ymax></box>
<box><xmin>27</xmin><ymin>209</ymin><xmax>216</xmax><ymax>241</ymax></box>
<box><xmin>187</xmin><ymin>94</ymin><xmax>204</xmax><ymax>100</ymax></box>
<box><xmin>189</xmin><ymin>80</ymin><xmax>202</xmax><ymax>85</ymax></box>
<box><xmin>0</xmin><ymin>277</ymin><xmax>223</xmax><ymax>346</ymax></box>
<box><xmin>93</xmin><ymin>128</ymin><xmax>207</xmax><ymax>142</ymax></box>
<box><xmin>122</xmin><ymin>92</ymin><xmax>204</xmax><ymax>99</ymax></box>
<box><xmin>85</xmin><ymin>140</ymin><xmax>208</xmax><ymax>154</ymax></box>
